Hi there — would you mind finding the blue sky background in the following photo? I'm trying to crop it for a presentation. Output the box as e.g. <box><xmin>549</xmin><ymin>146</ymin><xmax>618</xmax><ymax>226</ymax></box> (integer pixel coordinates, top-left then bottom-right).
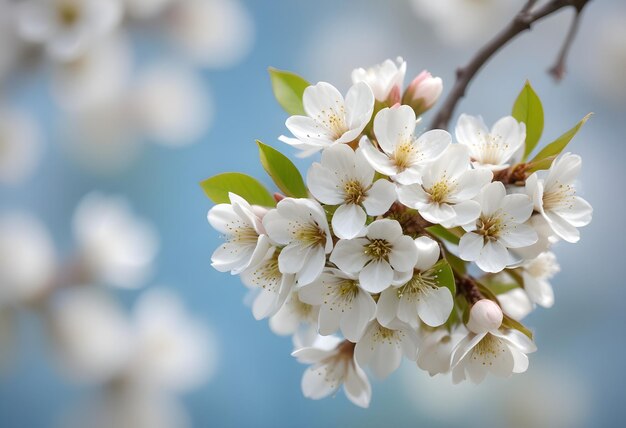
<box><xmin>1</xmin><ymin>0</ymin><xmax>625</xmax><ymax>427</ymax></box>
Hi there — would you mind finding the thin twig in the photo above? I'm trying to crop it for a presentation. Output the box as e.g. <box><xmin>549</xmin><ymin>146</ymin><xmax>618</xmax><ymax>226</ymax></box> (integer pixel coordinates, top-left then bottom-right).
<box><xmin>548</xmin><ymin>2</ymin><xmax>588</xmax><ymax>81</ymax></box>
<box><xmin>430</xmin><ymin>0</ymin><xmax>592</xmax><ymax>130</ymax></box>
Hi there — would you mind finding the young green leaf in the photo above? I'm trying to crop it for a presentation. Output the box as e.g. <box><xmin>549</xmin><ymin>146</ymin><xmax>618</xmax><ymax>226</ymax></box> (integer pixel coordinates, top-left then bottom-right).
<box><xmin>257</xmin><ymin>141</ymin><xmax>308</xmax><ymax>198</ymax></box>
<box><xmin>512</xmin><ymin>81</ymin><xmax>544</xmax><ymax>160</ymax></box>
<box><xmin>200</xmin><ymin>172</ymin><xmax>275</xmax><ymax>206</ymax></box>
<box><xmin>444</xmin><ymin>249</ymin><xmax>467</xmax><ymax>276</ymax></box>
<box><xmin>501</xmin><ymin>315</ymin><xmax>534</xmax><ymax>340</ymax></box>
<box><xmin>426</xmin><ymin>224</ymin><xmax>461</xmax><ymax>245</ymax></box>
<box><xmin>429</xmin><ymin>259</ymin><xmax>456</xmax><ymax>295</ymax></box>
<box><xmin>530</xmin><ymin>113</ymin><xmax>592</xmax><ymax>164</ymax></box>
<box><xmin>268</xmin><ymin>68</ymin><xmax>310</xmax><ymax>116</ymax></box>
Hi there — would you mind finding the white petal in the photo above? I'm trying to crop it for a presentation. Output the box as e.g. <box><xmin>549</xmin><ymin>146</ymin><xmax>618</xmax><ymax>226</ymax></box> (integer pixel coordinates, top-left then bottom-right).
<box><xmin>301</xmin><ymin>364</ymin><xmax>341</xmax><ymax>399</ymax></box>
<box><xmin>414</xmin><ymin>236</ymin><xmax>440</xmax><ymax>271</ymax></box>
<box><xmin>367</xmin><ymin>219</ymin><xmax>402</xmax><ymax>240</ymax></box>
<box><xmin>344</xmin><ymin>362</ymin><xmax>371</xmax><ymax>408</ymax></box>
<box><xmin>307</xmin><ymin>163</ymin><xmax>344</xmax><ymax>205</ymax></box>
<box><xmin>359</xmin><ymin>260</ymin><xmax>393</xmax><ymax>293</ymax></box>
<box><xmin>455</xmin><ymin>114</ymin><xmax>488</xmax><ymax>149</ymax></box>
<box><xmin>417</xmin><ymin>287</ymin><xmax>454</xmax><ymax>327</ymax></box>
<box><xmin>376</xmin><ymin>288</ymin><xmax>400</xmax><ymax>327</ymax></box>
<box><xmin>296</xmin><ymin>245</ymin><xmax>327</xmax><ymax>285</ymax></box>
<box><xmin>373</xmin><ymin>106</ymin><xmax>416</xmax><ymax>154</ymax></box>
<box><xmin>330</xmin><ymin>238</ymin><xmax>369</xmax><ymax>273</ymax></box>
<box><xmin>344</xmin><ymin>82</ymin><xmax>375</xmax><ymax>133</ymax></box>
<box><xmin>414</xmin><ymin>129</ymin><xmax>451</xmax><ymax>161</ymax></box>
<box><xmin>458</xmin><ymin>232</ymin><xmax>484</xmax><ymax>262</ymax></box>
<box><xmin>523</xmin><ymin>275</ymin><xmax>554</xmax><ymax>308</ymax></box>
<box><xmin>388</xmin><ymin>235</ymin><xmax>419</xmax><ymax>272</ymax></box>
<box><xmin>302</xmin><ymin>82</ymin><xmax>344</xmax><ymax>119</ymax></box>
<box><xmin>278</xmin><ymin>244</ymin><xmax>309</xmax><ymax>274</ymax></box>
<box><xmin>476</xmin><ymin>240</ymin><xmax>510</xmax><ymax>273</ymax></box>
<box><xmin>340</xmin><ymin>292</ymin><xmax>376</xmax><ymax>341</ymax></box>
<box><xmin>359</xmin><ymin>137</ymin><xmax>398</xmax><ymax>176</ymax></box>
<box><xmin>332</xmin><ymin>204</ymin><xmax>367</xmax><ymax>240</ymax></box>
<box><xmin>362</xmin><ymin>179</ymin><xmax>396</xmax><ymax>216</ymax></box>
<box><xmin>449</xmin><ymin>200</ymin><xmax>482</xmax><ymax>227</ymax></box>
<box><xmin>499</xmin><ymin>223</ymin><xmax>538</xmax><ymax>248</ymax></box>
<box><xmin>396</xmin><ymin>183</ymin><xmax>430</xmax><ymax>210</ymax></box>
<box><xmin>479</xmin><ymin>182</ymin><xmax>506</xmax><ymax>216</ymax></box>
<box><xmin>207</xmin><ymin>204</ymin><xmax>240</xmax><ymax>234</ymax></box>
<box><xmin>501</xmin><ymin>194</ymin><xmax>534</xmax><ymax>223</ymax></box>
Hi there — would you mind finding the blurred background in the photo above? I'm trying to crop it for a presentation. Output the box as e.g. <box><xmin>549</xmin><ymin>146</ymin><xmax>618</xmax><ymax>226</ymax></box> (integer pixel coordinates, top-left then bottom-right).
<box><xmin>0</xmin><ymin>0</ymin><xmax>624</xmax><ymax>427</ymax></box>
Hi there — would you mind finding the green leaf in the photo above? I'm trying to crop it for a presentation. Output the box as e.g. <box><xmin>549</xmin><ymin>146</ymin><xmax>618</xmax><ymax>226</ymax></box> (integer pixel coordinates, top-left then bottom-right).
<box><xmin>501</xmin><ymin>315</ymin><xmax>534</xmax><ymax>340</ymax></box>
<box><xmin>525</xmin><ymin>155</ymin><xmax>556</xmax><ymax>173</ymax></box>
<box><xmin>483</xmin><ymin>281</ymin><xmax>519</xmax><ymax>295</ymax></box>
<box><xmin>268</xmin><ymin>67</ymin><xmax>310</xmax><ymax>116</ymax></box>
<box><xmin>428</xmin><ymin>259</ymin><xmax>456</xmax><ymax>295</ymax></box>
<box><xmin>257</xmin><ymin>141</ymin><xmax>308</xmax><ymax>198</ymax></box>
<box><xmin>427</xmin><ymin>225</ymin><xmax>461</xmax><ymax>245</ymax></box>
<box><xmin>530</xmin><ymin>113</ymin><xmax>592</xmax><ymax>164</ymax></box>
<box><xmin>200</xmin><ymin>172</ymin><xmax>275</xmax><ymax>207</ymax></box>
<box><xmin>444</xmin><ymin>250</ymin><xmax>467</xmax><ymax>276</ymax></box>
<box><xmin>512</xmin><ymin>81</ymin><xmax>544</xmax><ymax>160</ymax></box>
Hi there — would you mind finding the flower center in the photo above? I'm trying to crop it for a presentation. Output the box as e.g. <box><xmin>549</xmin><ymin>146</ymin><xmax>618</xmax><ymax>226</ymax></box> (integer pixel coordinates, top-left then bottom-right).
<box><xmin>477</xmin><ymin>133</ymin><xmax>509</xmax><ymax>165</ymax></box>
<box><xmin>232</xmin><ymin>226</ymin><xmax>258</xmax><ymax>244</ymax></box>
<box><xmin>337</xmin><ymin>280</ymin><xmax>360</xmax><ymax>299</ymax></box>
<box><xmin>295</xmin><ymin>222</ymin><xmax>327</xmax><ymax>248</ymax></box>
<box><xmin>248</xmin><ymin>252</ymin><xmax>281</xmax><ymax>292</ymax></box>
<box><xmin>343</xmin><ymin>180</ymin><xmax>366</xmax><ymax>205</ymax></box>
<box><xmin>472</xmin><ymin>334</ymin><xmax>505</xmax><ymax>364</ymax></box>
<box><xmin>477</xmin><ymin>214</ymin><xmax>503</xmax><ymax>240</ymax></box>
<box><xmin>58</xmin><ymin>1</ymin><xmax>80</xmax><ymax>26</ymax></box>
<box><xmin>391</xmin><ymin>140</ymin><xmax>417</xmax><ymax>171</ymax></box>
<box><xmin>397</xmin><ymin>271</ymin><xmax>438</xmax><ymax>299</ymax></box>
<box><xmin>427</xmin><ymin>180</ymin><xmax>453</xmax><ymax>203</ymax></box>
<box><xmin>543</xmin><ymin>182</ymin><xmax>575</xmax><ymax>211</ymax></box>
<box><xmin>365</xmin><ymin>239</ymin><xmax>392</xmax><ymax>261</ymax></box>
<box><xmin>316</xmin><ymin>108</ymin><xmax>347</xmax><ymax>140</ymax></box>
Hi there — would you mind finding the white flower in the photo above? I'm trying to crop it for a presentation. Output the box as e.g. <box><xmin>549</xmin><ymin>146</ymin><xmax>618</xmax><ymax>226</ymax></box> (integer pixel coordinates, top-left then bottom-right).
<box><xmin>16</xmin><ymin>0</ymin><xmax>122</xmax><ymax>61</ymax></box>
<box><xmin>299</xmin><ymin>268</ymin><xmax>376</xmax><ymax>342</ymax></box>
<box><xmin>307</xmin><ymin>144</ymin><xmax>396</xmax><ymax>239</ymax></box>
<box><xmin>459</xmin><ymin>182</ymin><xmax>537</xmax><ymax>273</ymax></box>
<box><xmin>417</xmin><ymin>326</ymin><xmax>466</xmax><ymax>376</ymax></box>
<box><xmin>126</xmin><ymin>288</ymin><xmax>215</xmax><ymax>392</ymax></box>
<box><xmin>525</xmin><ymin>153</ymin><xmax>592</xmax><ymax>243</ymax></box>
<box><xmin>351</xmin><ymin>57</ymin><xmax>406</xmax><ymax>103</ymax></box>
<box><xmin>279</xmin><ymin>81</ymin><xmax>374</xmax><ymax>155</ymax></box>
<box><xmin>397</xmin><ymin>144</ymin><xmax>493</xmax><ymax>227</ymax></box>
<box><xmin>208</xmin><ymin>192</ymin><xmax>271</xmax><ymax>275</ymax></box>
<box><xmin>124</xmin><ymin>0</ymin><xmax>176</xmax><ymax>19</ymax></box>
<box><xmin>132</xmin><ymin>63</ymin><xmax>213</xmax><ymax>147</ymax></box>
<box><xmin>513</xmin><ymin>214</ymin><xmax>559</xmax><ymax>261</ymax></box>
<box><xmin>451</xmin><ymin>299</ymin><xmax>537</xmax><ymax>384</ymax></box>
<box><xmin>166</xmin><ymin>0</ymin><xmax>254</xmax><ymax>68</ymax></box>
<box><xmin>498</xmin><ymin>288</ymin><xmax>533</xmax><ymax>321</ymax></box>
<box><xmin>241</xmin><ymin>247</ymin><xmax>295</xmax><ymax>320</ymax></box>
<box><xmin>50</xmin><ymin>288</ymin><xmax>133</xmax><ymax>383</ymax></box>
<box><xmin>72</xmin><ymin>192</ymin><xmax>159</xmax><ymax>288</ymax></box>
<box><xmin>51</xmin><ymin>34</ymin><xmax>131</xmax><ymax>111</ymax></box>
<box><xmin>262</xmin><ymin>198</ymin><xmax>333</xmax><ymax>285</ymax></box>
<box><xmin>0</xmin><ymin>107</ymin><xmax>42</xmax><ymax>185</ymax></box>
<box><xmin>455</xmin><ymin>114</ymin><xmax>526</xmax><ymax>171</ymax></box>
<box><xmin>292</xmin><ymin>336</ymin><xmax>371</xmax><ymax>408</ymax></box>
<box><xmin>269</xmin><ymin>289</ymin><xmax>319</xmax><ymax>337</ymax></box>
<box><xmin>354</xmin><ymin>320</ymin><xmax>419</xmax><ymax>379</ymax></box>
<box><xmin>521</xmin><ymin>251</ymin><xmax>560</xmax><ymax>308</ymax></box>
<box><xmin>360</xmin><ymin>105</ymin><xmax>450</xmax><ymax>184</ymax></box>
<box><xmin>377</xmin><ymin>236</ymin><xmax>453</xmax><ymax>328</ymax></box>
<box><xmin>0</xmin><ymin>212</ymin><xmax>56</xmax><ymax>305</ymax></box>
<box><xmin>330</xmin><ymin>219</ymin><xmax>418</xmax><ymax>293</ymax></box>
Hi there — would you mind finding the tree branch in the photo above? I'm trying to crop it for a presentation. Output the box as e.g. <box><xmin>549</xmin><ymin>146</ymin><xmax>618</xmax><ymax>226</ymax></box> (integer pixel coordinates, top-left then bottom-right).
<box><xmin>548</xmin><ymin>1</ymin><xmax>589</xmax><ymax>81</ymax></box>
<box><xmin>430</xmin><ymin>0</ymin><xmax>592</xmax><ymax>130</ymax></box>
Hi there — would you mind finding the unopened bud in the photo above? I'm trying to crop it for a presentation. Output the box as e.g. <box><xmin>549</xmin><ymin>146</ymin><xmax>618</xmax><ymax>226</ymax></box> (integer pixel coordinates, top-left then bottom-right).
<box><xmin>467</xmin><ymin>299</ymin><xmax>503</xmax><ymax>334</ymax></box>
<box><xmin>402</xmin><ymin>70</ymin><xmax>443</xmax><ymax>116</ymax></box>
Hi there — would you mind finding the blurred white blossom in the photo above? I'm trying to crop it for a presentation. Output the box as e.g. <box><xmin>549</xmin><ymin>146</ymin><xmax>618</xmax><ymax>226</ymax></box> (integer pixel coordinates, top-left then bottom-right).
<box><xmin>0</xmin><ymin>107</ymin><xmax>43</xmax><ymax>185</ymax></box>
<box><xmin>72</xmin><ymin>192</ymin><xmax>159</xmax><ymax>288</ymax></box>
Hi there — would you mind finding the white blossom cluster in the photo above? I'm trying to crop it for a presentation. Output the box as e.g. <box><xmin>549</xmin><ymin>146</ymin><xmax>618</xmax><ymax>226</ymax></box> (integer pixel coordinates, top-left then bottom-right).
<box><xmin>0</xmin><ymin>0</ymin><xmax>253</xmax><ymax>177</ymax></box>
<box><xmin>207</xmin><ymin>58</ymin><xmax>593</xmax><ymax>407</ymax></box>
<box><xmin>0</xmin><ymin>193</ymin><xmax>214</xmax><ymax>428</ymax></box>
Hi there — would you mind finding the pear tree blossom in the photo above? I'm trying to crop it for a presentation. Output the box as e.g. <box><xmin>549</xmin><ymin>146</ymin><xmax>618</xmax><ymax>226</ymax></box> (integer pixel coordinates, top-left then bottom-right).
<box><xmin>354</xmin><ymin>320</ymin><xmax>419</xmax><ymax>379</ymax></box>
<box><xmin>292</xmin><ymin>336</ymin><xmax>371</xmax><ymax>408</ymax></box>
<box><xmin>330</xmin><ymin>219</ymin><xmax>418</xmax><ymax>293</ymax></box>
<box><xmin>203</xmin><ymin>56</ymin><xmax>594</xmax><ymax>407</ymax></box>
<box><xmin>397</xmin><ymin>144</ymin><xmax>493</xmax><ymax>227</ymax></box>
<box><xmin>526</xmin><ymin>153</ymin><xmax>592</xmax><ymax>243</ymax></box>
<box><xmin>279</xmin><ymin>81</ymin><xmax>374</xmax><ymax>155</ymax></box>
<box><xmin>262</xmin><ymin>197</ymin><xmax>332</xmax><ymax>285</ymax></box>
<box><xmin>459</xmin><ymin>182</ymin><xmax>537</xmax><ymax>273</ymax></box>
<box><xmin>208</xmin><ymin>192</ymin><xmax>271</xmax><ymax>275</ymax></box>
<box><xmin>299</xmin><ymin>268</ymin><xmax>376</xmax><ymax>342</ymax></box>
<box><xmin>377</xmin><ymin>236</ymin><xmax>454</xmax><ymax>328</ymax></box>
<box><xmin>360</xmin><ymin>105</ymin><xmax>450</xmax><ymax>184</ymax></box>
<box><xmin>351</xmin><ymin>57</ymin><xmax>406</xmax><ymax>103</ymax></box>
<box><xmin>455</xmin><ymin>114</ymin><xmax>526</xmax><ymax>171</ymax></box>
<box><xmin>307</xmin><ymin>144</ymin><xmax>396</xmax><ymax>239</ymax></box>
<box><xmin>451</xmin><ymin>299</ymin><xmax>537</xmax><ymax>384</ymax></box>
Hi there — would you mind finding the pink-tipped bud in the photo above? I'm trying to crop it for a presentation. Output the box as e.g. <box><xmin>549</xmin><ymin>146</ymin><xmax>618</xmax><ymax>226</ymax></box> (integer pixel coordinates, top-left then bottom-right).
<box><xmin>402</xmin><ymin>70</ymin><xmax>443</xmax><ymax>116</ymax></box>
<box><xmin>467</xmin><ymin>299</ymin><xmax>503</xmax><ymax>334</ymax></box>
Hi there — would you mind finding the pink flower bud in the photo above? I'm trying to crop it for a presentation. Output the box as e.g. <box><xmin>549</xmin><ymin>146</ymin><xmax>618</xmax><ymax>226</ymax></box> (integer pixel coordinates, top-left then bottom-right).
<box><xmin>402</xmin><ymin>70</ymin><xmax>443</xmax><ymax>116</ymax></box>
<box><xmin>467</xmin><ymin>299</ymin><xmax>503</xmax><ymax>334</ymax></box>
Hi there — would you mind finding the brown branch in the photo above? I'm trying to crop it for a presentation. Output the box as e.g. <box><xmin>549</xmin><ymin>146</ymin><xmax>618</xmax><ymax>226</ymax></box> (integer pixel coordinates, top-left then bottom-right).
<box><xmin>430</xmin><ymin>0</ymin><xmax>592</xmax><ymax>130</ymax></box>
<box><xmin>548</xmin><ymin>1</ymin><xmax>588</xmax><ymax>81</ymax></box>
